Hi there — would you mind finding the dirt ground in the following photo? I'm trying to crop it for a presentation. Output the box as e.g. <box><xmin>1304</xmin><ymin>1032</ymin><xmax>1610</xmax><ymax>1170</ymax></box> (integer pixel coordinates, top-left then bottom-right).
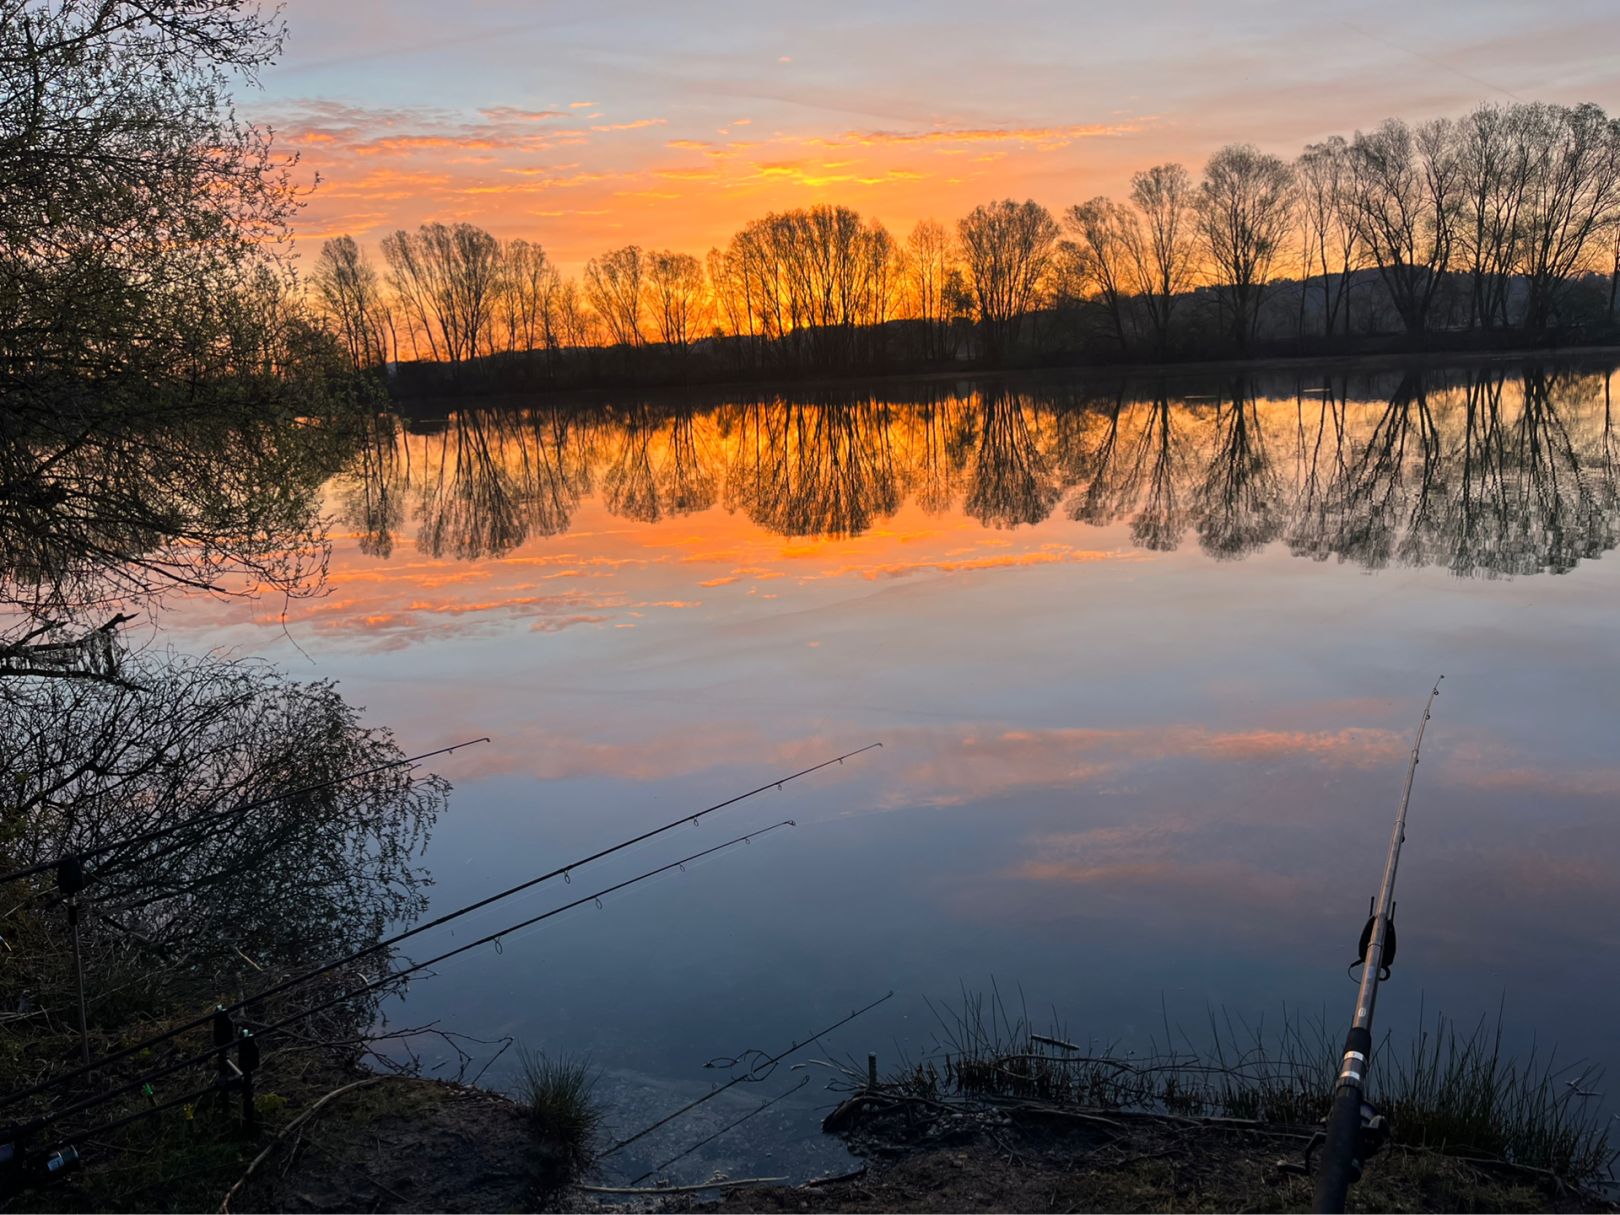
<box><xmin>24</xmin><ymin>1072</ymin><xmax>567</xmax><ymax>1214</ymax></box>
<box><xmin>656</xmin><ymin>1101</ymin><xmax>1615</xmax><ymax>1215</ymax></box>
<box><xmin>17</xmin><ymin>1067</ymin><xmax>1614</xmax><ymax>1213</ymax></box>
<box><xmin>228</xmin><ymin>1076</ymin><xmax>565</xmax><ymax>1213</ymax></box>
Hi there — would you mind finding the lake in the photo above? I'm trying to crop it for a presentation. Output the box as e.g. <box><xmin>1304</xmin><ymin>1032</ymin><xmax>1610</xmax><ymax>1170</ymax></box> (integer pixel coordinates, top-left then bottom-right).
<box><xmin>171</xmin><ymin>357</ymin><xmax>1620</xmax><ymax>1183</ymax></box>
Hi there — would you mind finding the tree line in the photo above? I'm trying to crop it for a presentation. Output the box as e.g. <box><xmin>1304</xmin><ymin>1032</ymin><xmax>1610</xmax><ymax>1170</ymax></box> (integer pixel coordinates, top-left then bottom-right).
<box><xmin>315</xmin><ymin>100</ymin><xmax>1620</xmax><ymax>385</ymax></box>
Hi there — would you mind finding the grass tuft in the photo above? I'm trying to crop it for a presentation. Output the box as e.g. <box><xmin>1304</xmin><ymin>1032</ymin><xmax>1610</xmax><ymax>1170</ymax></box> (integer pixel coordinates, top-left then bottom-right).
<box><xmin>902</xmin><ymin>986</ymin><xmax>1617</xmax><ymax>1189</ymax></box>
<box><xmin>516</xmin><ymin>1045</ymin><xmax>601</xmax><ymax>1171</ymax></box>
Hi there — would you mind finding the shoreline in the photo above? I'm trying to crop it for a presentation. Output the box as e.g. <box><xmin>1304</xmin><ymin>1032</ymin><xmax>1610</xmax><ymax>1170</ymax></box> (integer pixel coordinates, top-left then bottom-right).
<box><xmin>651</xmin><ymin>1091</ymin><xmax>1617</xmax><ymax>1215</ymax></box>
<box><xmin>389</xmin><ymin>342</ymin><xmax>1620</xmax><ymax>416</ymax></box>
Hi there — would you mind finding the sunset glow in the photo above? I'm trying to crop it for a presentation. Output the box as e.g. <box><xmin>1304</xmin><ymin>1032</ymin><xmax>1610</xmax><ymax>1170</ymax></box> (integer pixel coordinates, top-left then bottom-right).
<box><xmin>259</xmin><ymin>0</ymin><xmax>1620</xmax><ymax>269</ymax></box>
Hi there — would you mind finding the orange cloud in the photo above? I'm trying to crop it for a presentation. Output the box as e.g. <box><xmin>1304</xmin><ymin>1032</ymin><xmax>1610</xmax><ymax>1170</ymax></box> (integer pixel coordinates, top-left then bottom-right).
<box><xmin>479</xmin><ymin>106</ymin><xmax>566</xmax><ymax>122</ymax></box>
<box><xmin>815</xmin><ymin>122</ymin><xmax>1139</xmax><ymax>149</ymax></box>
<box><xmin>590</xmin><ymin>118</ymin><xmax>667</xmax><ymax>132</ymax></box>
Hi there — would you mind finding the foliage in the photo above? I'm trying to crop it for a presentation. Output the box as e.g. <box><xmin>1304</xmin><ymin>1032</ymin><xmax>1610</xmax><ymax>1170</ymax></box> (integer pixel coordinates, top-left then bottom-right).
<box><xmin>0</xmin><ymin>651</ymin><xmax>446</xmax><ymax>1067</ymax></box>
<box><xmin>0</xmin><ymin>1</ymin><xmax>383</xmax><ymax>679</ymax></box>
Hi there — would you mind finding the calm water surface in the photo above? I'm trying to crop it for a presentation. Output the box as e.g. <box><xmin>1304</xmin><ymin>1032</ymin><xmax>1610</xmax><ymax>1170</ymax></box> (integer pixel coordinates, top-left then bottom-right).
<box><xmin>174</xmin><ymin>359</ymin><xmax>1620</xmax><ymax>1181</ymax></box>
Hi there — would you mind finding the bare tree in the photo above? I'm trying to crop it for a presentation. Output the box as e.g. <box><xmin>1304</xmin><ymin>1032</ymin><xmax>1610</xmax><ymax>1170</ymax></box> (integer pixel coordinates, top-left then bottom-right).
<box><xmin>380</xmin><ymin>228</ymin><xmax>443</xmax><ymax>363</ymax></box>
<box><xmin>1517</xmin><ymin>103</ymin><xmax>1620</xmax><ymax>330</ymax></box>
<box><xmin>957</xmin><ymin>199</ymin><xmax>1060</xmax><ymax>361</ymax></box>
<box><xmin>1128</xmin><ymin>163</ymin><xmax>1197</xmax><ymax>353</ymax></box>
<box><xmin>645</xmin><ymin>250</ymin><xmax>708</xmax><ymax>351</ymax></box>
<box><xmin>1455</xmin><ymin>105</ymin><xmax>1534</xmax><ymax>330</ymax></box>
<box><xmin>703</xmin><ymin>207</ymin><xmax>897</xmax><ymax>370</ymax></box>
<box><xmin>1296</xmin><ymin>138</ymin><xmax>1363</xmax><ymax>337</ymax></box>
<box><xmin>903</xmin><ymin>219</ymin><xmax>957</xmax><ymax>360</ymax></box>
<box><xmin>585</xmin><ymin>245</ymin><xmax>647</xmax><ymax>347</ymax></box>
<box><xmin>860</xmin><ymin>220</ymin><xmax>899</xmax><ymax>335</ymax></box>
<box><xmin>494</xmin><ymin>237</ymin><xmax>557</xmax><ymax>358</ymax></box>
<box><xmin>553</xmin><ymin>277</ymin><xmax>600</xmax><ymax>349</ymax></box>
<box><xmin>442</xmin><ymin>223</ymin><xmax>501</xmax><ymax>360</ymax></box>
<box><xmin>379</xmin><ymin>223</ymin><xmax>500</xmax><ymax>364</ymax></box>
<box><xmin>1343</xmin><ymin>118</ymin><xmax>1461</xmax><ymax>335</ymax></box>
<box><xmin>312</xmin><ymin>237</ymin><xmax>389</xmax><ymax>369</ymax></box>
<box><xmin>1197</xmin><ymin>144</ymin><xmax>1297</xmax><ymax>347</ymax></box>
<box><xmin>1064</xmin><ymin>197</ymin><xmax>1140</xmax><ymax>351</ymax></box>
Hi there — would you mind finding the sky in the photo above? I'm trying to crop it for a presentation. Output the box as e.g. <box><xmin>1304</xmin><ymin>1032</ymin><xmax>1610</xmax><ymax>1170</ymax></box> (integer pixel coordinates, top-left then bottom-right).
<box><xmin>251</xmin><ymin>0</ymin><xmax>1620</xmax><ymax>272</ymax></box>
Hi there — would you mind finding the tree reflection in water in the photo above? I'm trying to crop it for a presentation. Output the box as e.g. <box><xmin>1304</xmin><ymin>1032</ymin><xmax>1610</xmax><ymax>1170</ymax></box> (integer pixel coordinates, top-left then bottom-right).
<box><xmin>340</xmin><ymin>364</ymin><xmax>1620</xmax><ymax>579</ymax></box>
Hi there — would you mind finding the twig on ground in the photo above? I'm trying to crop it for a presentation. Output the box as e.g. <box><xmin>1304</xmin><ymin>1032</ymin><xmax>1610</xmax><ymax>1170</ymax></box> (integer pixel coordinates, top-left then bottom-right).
<box><xmin>575</xmin><ymin>1177</ymin><xmax>788</xmax><ymax>1195</ymax></box>
<box><xmin>217</xmin><ymin>1076</ymin><xmax>384</xmax><ymax>1213</ymax></box>
<box><xmin>805</xmin><ymin>1165</ymin><xmax>868</xmax><ymax>1187</ymax></box>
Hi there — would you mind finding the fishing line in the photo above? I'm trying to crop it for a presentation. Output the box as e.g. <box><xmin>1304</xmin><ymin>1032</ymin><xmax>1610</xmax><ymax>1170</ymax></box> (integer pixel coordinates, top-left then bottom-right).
<box><xmin>14</xmin><ymin>823</ymin><xmax>797</xmax><ymax>1142</ymax></box>
<box><xmin>629</xmin><ymin>1075</ymin><xmax>812</xmax><ymax>1186</ymax></box>
<box><xmin>0</xmin><ymin>742</ymin><xmax>879</xmax><ymax>1111</ymax></box>
<box><xmin>599</xmin><ymin>991</ymin><xmax>894</xmax><ymax>1160</ymax></box>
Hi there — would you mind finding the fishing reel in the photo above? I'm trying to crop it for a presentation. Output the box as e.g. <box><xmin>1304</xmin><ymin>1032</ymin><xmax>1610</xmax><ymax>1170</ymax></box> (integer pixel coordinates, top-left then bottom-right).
<box><xmin>0</xmin><ymin>1135</ymin><xmax>82</xmax><ymax>1203</ymax></box>
<box><xmin>1279</xmin><ymin>1099</ymin><xmax>1391</xmax><ymax>1181</ymax></box>
<box><xmin>1349</xmin><ymin>898</ymin><xmax>1397</xmax><ymax>982</ymax></box>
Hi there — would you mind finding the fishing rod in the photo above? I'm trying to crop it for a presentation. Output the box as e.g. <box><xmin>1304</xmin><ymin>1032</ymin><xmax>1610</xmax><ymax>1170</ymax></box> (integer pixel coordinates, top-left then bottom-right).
<box><xmin>11</xmin><ymin>822</ymin><xmax>798</xmax><ymax>1144</ymax></box>
<box><xmin>1312</xmin><ymin>677</ymin><xmax>1443</xmax><ymax>1214</ymax></box>
<box><xmin>0</xmin><ymin>738</ymin><xmax>492</xmax><ymax>890</ymax></box>
<box><xmin>99</xmin><ymin>740</ymin><xmax>883</xmax><ymax>922</ymax></box>
<box><xmin>600</xmin><ymin>990</ymin><xmax>895</xmax><ymax>1160</ymax></box>
<box><xmin>0</xmin><ymin>743</ymin><xmax>880</xmax><ymax>1110</ymax></box>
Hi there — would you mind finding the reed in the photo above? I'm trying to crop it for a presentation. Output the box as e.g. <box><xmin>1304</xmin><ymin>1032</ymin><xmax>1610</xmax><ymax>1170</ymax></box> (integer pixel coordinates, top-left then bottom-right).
<box><xmin>904</xmin><ymin>985</ymin><xmax>1616</xmax><ymax>1187</ymax></box>
<box><xmin>515</xmin><ymin>1045</ymin><xmax>601</xmax><ymax>1170</ymax></box>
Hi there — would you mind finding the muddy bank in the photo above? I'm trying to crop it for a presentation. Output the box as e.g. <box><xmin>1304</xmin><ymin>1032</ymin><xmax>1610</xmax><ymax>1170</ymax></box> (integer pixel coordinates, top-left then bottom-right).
<box><xmin>635</xmin><ymin>1100</ymin><xmax>1616</xmax><ymax>1215</ymax></box>
<box><xmin>25</xmin><ymin>1070</ymin><xmax>568</xmax><ymax>1214</ymax></box>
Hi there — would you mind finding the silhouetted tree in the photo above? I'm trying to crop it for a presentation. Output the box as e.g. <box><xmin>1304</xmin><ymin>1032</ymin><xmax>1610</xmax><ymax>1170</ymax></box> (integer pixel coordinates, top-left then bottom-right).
<box><xmin>1456</xmin><ymin>105</ymin><xmax>1534</xmax><ymax>330</ymax></box>
<box><xmin>1129</xmin><ymin>164</ymin><xmax>1198</xmax><ymax>353</ymax></box>
<box><xmin>380</xmin><ymin>223</ymin><xmax>500</xmax><ymax>364</ymax></box>
<box><xmin>1297</xmin><ymin>138</ymin><xmax>1363</xmax><ymax>337</ymax></box>
<box><xmin>313</xmin><ymin>237</ymin><xmax>390</xmax><ymax>370</ymax></box>
<box><xmin>958</xmin><ymin>199</ymin><xmax>1060</xmax><ymax>362</ymax></box>
<box><xmin>903</xmin><ymin>220</ymin><xmax>958</xmax><ymax>361</ymax></box>
<box><xmin>1343</xmin><ymin>119</ymin><xmax>1460</xmax><ymax>336</ymax></box>
<box><xmin>1197</xmin><ymin>145</ymin><xmax>1297</xmax><ymax>349</ymax></box>
<box><xmin>1064</xmin><ymin>198</ymin><xmax>1139</xmax><ymax>351</ymax></box>
<box><xmin>585</xmin><ymin>245</ymin><xmax>647</xmax><ymax>347</ymax></box>
<box><xmin>646</xmin><ymin>250</ymin><xmax>708</xmax><ymax>351</ymax></box>
<box><xmin>494</xmin><ymin>237</ymin><xmax>559</xmax><ymax>360</ymax></box>
<box><xmin>1517</xmin><ymin>104</ymin><xmax>1620</xmax><ymax>330</ymax></box>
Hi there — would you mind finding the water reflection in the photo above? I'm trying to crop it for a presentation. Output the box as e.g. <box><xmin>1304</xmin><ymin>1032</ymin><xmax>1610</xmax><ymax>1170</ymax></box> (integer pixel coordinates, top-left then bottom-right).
<box><xmin>173</xmin><ymin>360</ymin><xmax>1620</xmax><ymax>1180</ymax></box>
<box><xmin>333</xmin><ymin>365</ymin><xmax>1620</xmax><ymax>579</ymax></box>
